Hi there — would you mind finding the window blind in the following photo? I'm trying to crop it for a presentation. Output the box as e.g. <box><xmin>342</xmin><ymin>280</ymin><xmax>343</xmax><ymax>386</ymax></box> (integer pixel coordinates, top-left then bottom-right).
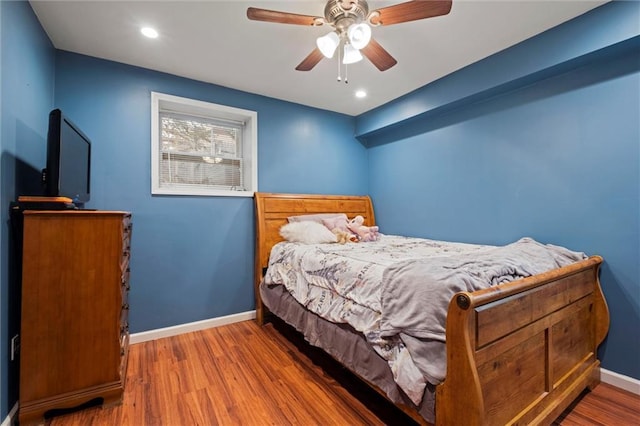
<box><xmin>159</xmin><ymin>112</ymin><xmax>244</xmax><ymax>191</ymax></box>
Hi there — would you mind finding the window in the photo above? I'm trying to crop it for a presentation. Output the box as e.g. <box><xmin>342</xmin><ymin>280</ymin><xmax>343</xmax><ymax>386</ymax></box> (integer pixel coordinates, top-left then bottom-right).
<box><xmin>151</xmin><ymin>92</ymin><xmax>257</xmax><ymax>197</ymax></box>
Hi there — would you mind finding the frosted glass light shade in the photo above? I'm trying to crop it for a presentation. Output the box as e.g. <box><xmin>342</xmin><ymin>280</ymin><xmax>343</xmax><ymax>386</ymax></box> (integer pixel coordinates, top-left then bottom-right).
<box><xmin>316</xmin><ymin>32</ymin><xmax>340</xmax><ymax>58</ymax></box>
<box><xmin>342</xmin><ymin>44</ymin><xmax>363</xmax><ymax>64</ymax></box>
<box><xmin>347</xmin><ymin>23</ymin><xmax>371</xmax><ymax>50</ymax></box>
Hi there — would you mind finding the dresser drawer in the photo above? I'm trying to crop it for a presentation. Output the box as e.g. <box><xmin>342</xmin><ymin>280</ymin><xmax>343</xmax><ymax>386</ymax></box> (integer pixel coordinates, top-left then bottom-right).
<box><xmin>122</xmin><ymin>246</ymin><xmax>131</xmax><ymax>264</ymax></box>
<box><xmin>121</xmin><ymin>215</ymin><xmax>132</xmax><ymax>261</ymax></box>
<box><xmin>119</xmin><ymin>332</ymin><xmax>130</xmax><ymax>381</ymax></box>
<box><xmin>120</xmin><ymin>301</ymin><xmax>129</xmax><ymax>326</ymax></box>
<box><xmin>121</xmin><ymin>268</ymin><xmax>130</xmax><ymax>301</ymax></box>
<box><xmin>120</xmin><ymin>318</ymin><xmax>129</xmax><ymax>337</ymax></box>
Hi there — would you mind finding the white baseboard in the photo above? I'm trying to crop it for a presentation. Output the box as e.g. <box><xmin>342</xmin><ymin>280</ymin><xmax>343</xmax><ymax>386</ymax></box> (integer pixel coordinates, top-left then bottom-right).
<box><xmin>601</xmin><ymin>368</ymin><xmax>640</xmax><ymax>395</ymax></box>
<box><xmin>129</xmin><ymin>310</ymin><xmax>256</xmax><ymax>344</ymax></box>
<box><xmin>1</xmin><ymin>402</ymin><xmax>18</xmax><ymax>426</ymax></box>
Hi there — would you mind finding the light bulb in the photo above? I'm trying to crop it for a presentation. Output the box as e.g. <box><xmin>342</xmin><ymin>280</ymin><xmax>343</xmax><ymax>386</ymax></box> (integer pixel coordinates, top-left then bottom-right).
<box><xmin>343</xmin><ymin>44</ymin><xmax>363</xmax><ymax>65</ymax></box>
<box><xmin>141</xmin><ymin>27</ymin><xmax>159</xmax><ymax>39</ymax></box>
<box><xmin>316</xmin><ymin>32</ymin><xmax>340</xmax><ymax>58</ymax></box>
<box><xmin>347</xmin><ymin>23</ymin><xmax>371</xmax><ymax>50</ymax></box>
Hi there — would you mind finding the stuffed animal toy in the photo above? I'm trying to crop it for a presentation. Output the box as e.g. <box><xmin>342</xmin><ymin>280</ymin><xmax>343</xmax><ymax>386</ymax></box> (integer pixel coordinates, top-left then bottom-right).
<box><xmin>323</xmin><ymin>216</ymin><xmax>353</xmax><ymax>244</ymax></box>
<box><xmin>331</xmin><ymin>228</ymin><xmax>358</xmax><ymax>244</ymax></box>
<box><xmin>346</xmin><ymin>216</ymin><xmax>380</xmax><ymax>242</ymax></box>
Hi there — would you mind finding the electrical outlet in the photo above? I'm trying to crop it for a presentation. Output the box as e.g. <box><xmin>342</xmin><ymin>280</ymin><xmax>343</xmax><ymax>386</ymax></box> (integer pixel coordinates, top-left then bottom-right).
<box><xmin>10</xmin><ymin>335</ymin><xmax>19</xmax><ymax>361</ymax></box>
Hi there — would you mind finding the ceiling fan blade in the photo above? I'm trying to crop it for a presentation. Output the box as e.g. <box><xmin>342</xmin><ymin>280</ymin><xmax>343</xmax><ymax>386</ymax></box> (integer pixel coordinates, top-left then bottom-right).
<box><xmin>361</xmin><ymin>39</ymin><xmax>397</xmax><ymax>72</ymax></box>
<box><xmin>296</xmin><ymin>48</ymin><xmax>325</xmax><ymax>71</ymax></box>
<box><xmin>247</xmin><ymin>7</ymin><xmax>322</xmax><ymax>26</ymax></box>
<box><xmin>369</xmin><ymin>0</ymin><xmax>452</xmax><ymax>26</ymax></box>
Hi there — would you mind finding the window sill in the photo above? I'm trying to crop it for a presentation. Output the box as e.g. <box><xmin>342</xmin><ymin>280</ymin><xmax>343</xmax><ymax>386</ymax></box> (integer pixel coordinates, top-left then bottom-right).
<box><xmin>152</xmin><ymin>188</ymin><xmax>255</xmax><ymax>198</ymax></box>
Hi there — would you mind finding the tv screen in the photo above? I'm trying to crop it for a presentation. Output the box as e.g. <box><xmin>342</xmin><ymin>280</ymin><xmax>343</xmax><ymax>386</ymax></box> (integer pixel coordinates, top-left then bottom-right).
<box><xmin>44</xmin><ymin>109</ymin><xmax>91</xmax><ymax>204</ymax></box>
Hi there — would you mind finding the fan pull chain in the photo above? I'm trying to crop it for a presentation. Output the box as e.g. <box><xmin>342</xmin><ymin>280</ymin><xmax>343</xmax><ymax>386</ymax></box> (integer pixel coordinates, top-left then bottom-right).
<box><xmin>337</xmin><ymin>46</ymin><xmax>342</xmax><ymax>82</ymax></box>
<box><xmin>335</xmin><ymin>46</ymin><xmax>350</xmax><ymax>84</ymax></box>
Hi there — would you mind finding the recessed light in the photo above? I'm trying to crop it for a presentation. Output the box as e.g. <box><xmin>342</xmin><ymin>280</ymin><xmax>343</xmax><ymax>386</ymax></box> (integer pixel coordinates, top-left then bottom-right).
<box><xmin>141</xmin><ymin>27</ymin><xmax>159</xmax><ymax>39</ymax></box>
<box><xmin>355</xmin><ymin>90</ymin><xmax>367</xmax><ymax>98</ymax></box>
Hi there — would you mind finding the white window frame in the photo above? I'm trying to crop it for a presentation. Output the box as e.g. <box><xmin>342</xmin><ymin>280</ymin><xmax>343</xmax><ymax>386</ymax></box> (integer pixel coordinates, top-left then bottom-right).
<box><xmin>151</xmin><ymin>92</ymin><xmax>257</xmax><ymax>197</ymax></box>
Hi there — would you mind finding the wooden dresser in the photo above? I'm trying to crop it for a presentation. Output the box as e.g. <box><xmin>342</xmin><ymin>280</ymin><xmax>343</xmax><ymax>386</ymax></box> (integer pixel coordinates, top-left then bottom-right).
<box><xmin>18</xmin><ymin>210</ymin><xmax>132</xmax><ymax>425</ymax></box>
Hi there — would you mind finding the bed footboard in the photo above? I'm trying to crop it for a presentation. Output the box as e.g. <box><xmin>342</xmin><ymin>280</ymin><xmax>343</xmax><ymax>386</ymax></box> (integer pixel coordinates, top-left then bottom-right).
<box><xmin>436</xmin><ymin>255</ymin><xmax>609</xmax><ymax>426</ymax></box>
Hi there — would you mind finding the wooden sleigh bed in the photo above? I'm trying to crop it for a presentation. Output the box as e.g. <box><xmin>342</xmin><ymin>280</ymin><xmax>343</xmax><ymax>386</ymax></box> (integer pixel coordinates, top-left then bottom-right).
<box><xmin>254</xmin><ymin>192</ymin><xmax>610</xmax><ymax>425</ymax></box>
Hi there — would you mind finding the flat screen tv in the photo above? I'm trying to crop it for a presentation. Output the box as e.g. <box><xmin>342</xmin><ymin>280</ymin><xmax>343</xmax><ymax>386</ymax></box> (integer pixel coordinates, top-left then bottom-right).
<box><xmin>43</xmin><ymin>109</ymin><xmax>91</xmax><ymax>205</ymax></box>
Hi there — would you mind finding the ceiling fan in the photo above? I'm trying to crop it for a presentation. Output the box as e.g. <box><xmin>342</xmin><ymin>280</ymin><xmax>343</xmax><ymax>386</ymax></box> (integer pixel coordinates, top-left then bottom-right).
<box><xmin>247</xmin><ymin>0</ymin><xmax>452</xmax><ymax>73</ymax></box>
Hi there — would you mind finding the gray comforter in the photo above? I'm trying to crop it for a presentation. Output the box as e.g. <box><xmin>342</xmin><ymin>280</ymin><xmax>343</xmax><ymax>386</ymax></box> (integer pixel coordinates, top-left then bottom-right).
<box><xmin>379</xmin><ymin>237</ymin><xmax>586</xmax><ymax>387</ymax></box>
<box><xmin>381</xmin><ymin>237</ymin><xmax>586</xmax><ymax>339</ymax></box>
<box><xmin>264</xmin><ymin>235</ymin><xmax>586</xmax><ymax>405</ymax></box>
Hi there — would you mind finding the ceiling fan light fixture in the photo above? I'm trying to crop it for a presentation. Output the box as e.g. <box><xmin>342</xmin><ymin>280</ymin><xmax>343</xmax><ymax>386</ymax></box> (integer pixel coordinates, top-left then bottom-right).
<box><xmin>316</xmin><ymin>31</ymin><xmax>340</xmax><ymax>58</ymax></box>
<box><xmin>347</xmin><ymin>23</ymin><xmax>371</xmax><ymax>49</ymax></box>
<box><xmin>343</xmin><ymin>43</ymin><xmax>363</xmax><ymax>64</ymax></box>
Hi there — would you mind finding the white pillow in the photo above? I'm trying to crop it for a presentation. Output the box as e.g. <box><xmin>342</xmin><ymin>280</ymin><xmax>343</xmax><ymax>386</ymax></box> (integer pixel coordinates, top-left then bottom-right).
<box><xmin>280</xmin><ymin>221</ymin><xmax>338</xmax><ymax>244</ymax></box>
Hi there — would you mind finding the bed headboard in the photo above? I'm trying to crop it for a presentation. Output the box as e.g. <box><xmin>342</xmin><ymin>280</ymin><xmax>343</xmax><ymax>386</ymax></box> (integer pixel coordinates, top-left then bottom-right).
<box><xmin>253</xmin><ymin>192</ymin><xmax>375</xmax><ymax>324</ymax></box>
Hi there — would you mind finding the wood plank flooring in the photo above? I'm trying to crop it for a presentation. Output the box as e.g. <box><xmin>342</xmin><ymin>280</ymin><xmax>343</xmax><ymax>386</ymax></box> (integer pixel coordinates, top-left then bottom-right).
<box><xmin>47</xmin><ymin>319</ymin><xmax>640</xmax><ymax>426</ymax></box>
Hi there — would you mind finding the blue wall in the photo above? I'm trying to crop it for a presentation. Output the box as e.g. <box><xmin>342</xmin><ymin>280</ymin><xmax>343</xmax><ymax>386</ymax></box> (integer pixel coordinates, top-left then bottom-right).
<box><xmin>2</xmin><ymin>0</ymin><xmax>639</xmax><ymax>421</ymax></box>
<box><xmin>361</xmin><ymin>1</ymin><xmax>639</xmax><ymax>380</ymax></box>
<box><xmin>53</xmin><ymin>52</ymin><xmax>368</xmax><ymax>333</ymax></box>
<box><xmin>0</xmin><ymin>0</ymin><xmax>55</xmax><ymax>418</ymax></box>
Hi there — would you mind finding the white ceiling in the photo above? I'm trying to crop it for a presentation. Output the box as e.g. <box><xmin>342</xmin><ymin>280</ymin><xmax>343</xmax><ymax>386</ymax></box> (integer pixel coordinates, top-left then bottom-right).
<box><xmin>29</xmin><ymin>0</ymin><xmax>608</xmax><ymax>116</ymax></box>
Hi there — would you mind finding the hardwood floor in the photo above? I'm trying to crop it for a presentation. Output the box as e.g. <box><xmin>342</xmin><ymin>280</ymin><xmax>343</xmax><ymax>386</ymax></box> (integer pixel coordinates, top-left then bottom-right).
<box><xmin>46</xmin><ymin>319</ymin><xmax>640</xmax><ymax>426</ymax></box>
